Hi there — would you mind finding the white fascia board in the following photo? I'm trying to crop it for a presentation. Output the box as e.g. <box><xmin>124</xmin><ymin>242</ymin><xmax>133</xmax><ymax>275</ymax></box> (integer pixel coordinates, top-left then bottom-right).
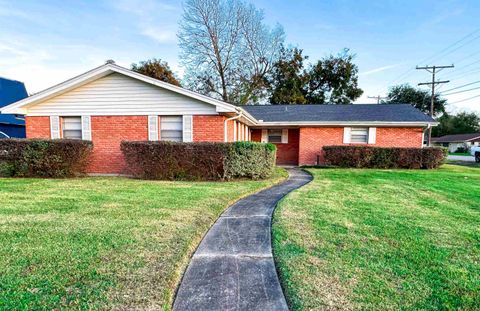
<box><xmin>0</xmin><ymin>63</ymin><xmax>239</xmax><ymax>115</ymax></box>
<box><xmin>251</xmin><ymin>121</ymin><xmax>439</xmax><ymax>127</ymax></box>
<box><xmin>465</xmin><ymin>136</ymin><xmax>480</xmax><ymax>142</ymax></box>
<box><xmin>237</xmin><ymin>108</ymin><xmax>258</xmax><ymax>125</ymax></box>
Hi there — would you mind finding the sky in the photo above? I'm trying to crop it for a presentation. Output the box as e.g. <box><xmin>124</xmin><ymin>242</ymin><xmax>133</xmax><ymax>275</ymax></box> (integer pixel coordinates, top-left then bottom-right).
<box><xmin>1</xmin><ymin>0</ymin><xmax>479</xmax><ymax>113</ymax></box>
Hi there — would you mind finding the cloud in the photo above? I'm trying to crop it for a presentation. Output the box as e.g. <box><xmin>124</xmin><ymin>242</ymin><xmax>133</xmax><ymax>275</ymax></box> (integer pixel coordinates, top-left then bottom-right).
<box><xmin>422</xmin><ymin>7</ymin><xmax>464</xmax><ymax>28</ymax></box>
<box><xmin>141</xmin><ymin>26</ymin><xmax>177</xmax><ymax>44</ymax></box>
<box><xmin>359</xmin><ymin>64</ymin><xmax>401</xmax><ymax>76</ymax></box>
<box><xmin>110</xmin><ymin>0</ymin><xmax>180</xmax><ymax>44</ymax></box>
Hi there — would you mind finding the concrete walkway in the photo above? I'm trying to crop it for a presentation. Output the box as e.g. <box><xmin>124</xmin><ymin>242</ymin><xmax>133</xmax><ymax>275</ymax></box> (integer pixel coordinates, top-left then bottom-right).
<box><xmin>173</xmin><ymin>168</ymin><xmax>312</xmax><ymax>311</ymax></box>
<box><xmin>448</xmin><ymin>155</ymin><xmax>475</xmax><ymax>162</ymax></box>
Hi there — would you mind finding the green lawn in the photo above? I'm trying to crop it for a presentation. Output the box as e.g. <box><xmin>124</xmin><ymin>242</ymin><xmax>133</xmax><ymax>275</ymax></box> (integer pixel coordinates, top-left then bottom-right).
<box><xmin>273</xmin><ymin>165</ymin><xmax>480</xmax><ymax>310</ymax></box>
<box><xmin>448</xmin><ymin>152</ymin><xmax>472</xmax><ymax>156</ymax></box>
<box><xmin>0</xmin><ymin>169</ymin><xmax>286</xmax><ymax>310</ymax></box>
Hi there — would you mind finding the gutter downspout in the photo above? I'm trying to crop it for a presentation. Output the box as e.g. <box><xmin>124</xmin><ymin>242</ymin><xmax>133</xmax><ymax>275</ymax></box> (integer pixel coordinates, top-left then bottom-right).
<box><xmin>424</xmin><ymin>124</ymin><xmax>432</xmax><ymax>147</ymax></box>
<box><xmin>224</xmin><ymin>111</ymin><xmax>242</xmax><ymax>142</ymax></box>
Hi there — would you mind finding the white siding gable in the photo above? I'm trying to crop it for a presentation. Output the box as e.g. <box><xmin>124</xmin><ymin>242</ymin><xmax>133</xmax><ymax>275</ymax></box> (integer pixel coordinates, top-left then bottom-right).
<box><xmin>27</xmin><ymin>73</ymin><xmax>218</xmax><ymax>116</ymax></box>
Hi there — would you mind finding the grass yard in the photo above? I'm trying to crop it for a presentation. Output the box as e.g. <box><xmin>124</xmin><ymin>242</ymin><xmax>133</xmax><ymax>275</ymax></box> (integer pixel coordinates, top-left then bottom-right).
<box><xmin>448</xmin><ymin>152</ymin><xmax>471</xmax><ymax>156</ymax></box>
<box><xmin>0</xmin><ymin>169</ymin><xmax>286</xmax><ymax>310</ymax></box>
<box><xmin>273</xmin><ymin>165</ymin><xmax>480</xmax><ymax>310</ymax></box>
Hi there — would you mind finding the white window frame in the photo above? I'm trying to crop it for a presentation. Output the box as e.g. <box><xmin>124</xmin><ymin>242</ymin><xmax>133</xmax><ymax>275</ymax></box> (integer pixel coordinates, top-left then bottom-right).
<box><xmin>344</xmin><ymin>127</ymin><xmax>376</xmax><ymax>144</ymax></box>
<box><xmin>267</xmin><ymin>129</ymin><xmax>283</xmax><ymax>143</ymax></box>
<box><xmin>350</xmin><ymin>127</ymin><xmax>369</xmax><ymax>144</ymax></box>
<box><xmin>160</xmin><ymin>115</ymin><xmax>183</xmax><ymax>142</ymax></box>
<box><xmin>61</xmin><ymin>116</ymin><xmax>82</xmax><ymax>140</ymax></box>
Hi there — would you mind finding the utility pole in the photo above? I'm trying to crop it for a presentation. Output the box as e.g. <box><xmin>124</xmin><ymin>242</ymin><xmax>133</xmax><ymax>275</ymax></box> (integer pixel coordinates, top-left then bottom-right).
<box><xmin>368</xmin><ymin>95</ymin><xmax>388</xmax><ymax>104</ymax></box>
<box><xmin>416</xmin><ymin>64</ymin><xmax>454</xmax><ymax>146</ymax></box>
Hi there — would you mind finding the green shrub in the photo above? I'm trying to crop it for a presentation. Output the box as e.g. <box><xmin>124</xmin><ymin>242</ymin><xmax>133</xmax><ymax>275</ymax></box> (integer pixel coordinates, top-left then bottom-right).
<box><xmin>0</xmin><ymin>139</ymin><xmax>93</xmax><ymax>177</ymax></box>
<box><xmin>0</xmin><ymin>162</ymin><xmax>15</xmax><ymax>177</ymax></box>
<box><xmin>323</xmin><ymin>146</ymin><xmax>446</xmax><ymax>169</ymax></box>
<box><xmin>224</xmin><ymin>141</ymin><xmax>277</xmax><ymax>179</ymax></box>
<box><xmin>121</xmin><ymin>141</ymin><xmax>276</xmax><ymax>180</ymax></box>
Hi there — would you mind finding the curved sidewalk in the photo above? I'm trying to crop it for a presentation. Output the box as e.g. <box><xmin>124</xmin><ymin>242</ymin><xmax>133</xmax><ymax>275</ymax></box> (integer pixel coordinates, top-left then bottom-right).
<box><xmin>173</xmin><ymin>168</ymin><xmax>312</xmax><ymax>311</ymax></box>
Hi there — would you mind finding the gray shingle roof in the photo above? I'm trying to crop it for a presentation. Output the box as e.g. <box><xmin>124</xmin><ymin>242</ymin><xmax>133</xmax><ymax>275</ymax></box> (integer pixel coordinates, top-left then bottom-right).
<box><xmin>242</xmin><ymin>104</ymin><xmax>436</xmax><ymax>123</ymax></box>
<box><xmin>431</xmin><ymin>133</ymin><xmax>480</xmax><ymax>143</ymax></box>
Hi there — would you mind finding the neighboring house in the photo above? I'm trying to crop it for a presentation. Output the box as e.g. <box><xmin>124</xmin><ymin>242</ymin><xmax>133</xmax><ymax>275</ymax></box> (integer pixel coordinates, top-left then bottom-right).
<box><xmin>0</xmin><ymin>63</ymin><xmax>437</xmax><ymax>174</ymax></box>
<box><xmin>0</xmin><ymin>77</ymin><xmax>28</xmax><ymax>138</ymax></box>
<box><xmin>431</xmin><ymin>133</ymin><xmax>480</xmax><ymax>153</ymax></box>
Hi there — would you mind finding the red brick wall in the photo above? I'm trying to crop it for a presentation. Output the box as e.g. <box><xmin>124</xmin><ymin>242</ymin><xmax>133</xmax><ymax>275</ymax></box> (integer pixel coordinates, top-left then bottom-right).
<box><xmin>25</xmin><ymin>116</ymin><xmax>50</xmax><ymax>138</ymax></box>
<box><xmin>193</xmin><ymin>115</ymin><xmax>225</xmax><ymax>142</ymax></box>
<box><xmin>89</xmin><ymin>116</ymin><xmax>148</xmax><ymax>174</ymax></box>
<box><xmin>298</xmin><ymin>127</ymin><xmax>424</xmax><ymax>165</ymax></box>
<box><xmin>25</xmin><ymin>114</ymin><xmax>236</xmax><ymax>174</ymax></box>
<box><xmin>251</xmin><ymin>129</ymin><xmax>300</xmax><ymax>165</ymax></box>
<box><xmin>298</xmin><ymin>128</ymin><xmax>343</xmax><ymax>166</ymax></box>
<box><xmin>376</xmin><ymin>127</ymin><xmax>423</xmax><ymax>147</ymax></box>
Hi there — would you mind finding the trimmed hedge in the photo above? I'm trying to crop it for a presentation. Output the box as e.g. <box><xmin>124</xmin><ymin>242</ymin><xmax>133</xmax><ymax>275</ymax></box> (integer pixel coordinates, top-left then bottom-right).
<box><xmin>121</xmin><ymin>141</ymin><xmax>276</xmax><ymax>180</ymax></box>
<box><xmin>0</xmin><ymin>139</ymin><xmax>93</xmax><ymax>177</ymax></box>
<box><xmin>323</xmin><ymin>146</ymin><xmax>447</xmax><ymax>169</ymax></box>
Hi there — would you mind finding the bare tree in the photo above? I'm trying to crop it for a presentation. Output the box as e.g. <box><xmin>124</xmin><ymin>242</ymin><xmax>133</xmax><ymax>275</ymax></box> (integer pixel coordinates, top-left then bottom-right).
<box><xmin>178</xmin><ymin>0</ymin><xmax>284</xmax><ymax>104</ymax></box>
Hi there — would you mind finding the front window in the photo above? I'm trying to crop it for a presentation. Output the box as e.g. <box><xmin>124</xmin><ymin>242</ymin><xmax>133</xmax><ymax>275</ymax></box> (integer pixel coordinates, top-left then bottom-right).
<box><xmin>350</xmin><ymin>127</ymin><xmax>369</xmax><ymax>143</ymax></box>
<box><xmin>268</xmin><ymin>129</ymin><xmax>282</xmax><ymax>143</ymax></box>
<box><xmin>161</xmin><ymin>116</ymin><xmax>183</xmax><ymax>142</ymax></box>
<box><xmin>62</xmin><ymin>117</ymin><xmax>82</xmax><ymax>139</ymax></box>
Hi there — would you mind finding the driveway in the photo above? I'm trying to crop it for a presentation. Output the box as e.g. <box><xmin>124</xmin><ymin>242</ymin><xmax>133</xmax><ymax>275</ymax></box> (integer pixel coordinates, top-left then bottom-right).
<box><xmin>448</xmin><ymin>155</ymin><xmax>475</xmax><ymax>162</ymax></box>
<box><xmin>173</xmin><ymin>168</ymin><xmax>312</xmax><ymax>311</ymax></box>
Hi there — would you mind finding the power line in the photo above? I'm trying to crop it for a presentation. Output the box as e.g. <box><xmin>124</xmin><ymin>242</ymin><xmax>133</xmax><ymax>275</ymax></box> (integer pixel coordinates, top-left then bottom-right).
<box><xmin>367</xmin><ymin>95</ymin><xmax>388</xmax><ymax>104</ymax></box>
<box><xmin>440</xmin><ymin>80</ymin><xmax>480</xmax><ymax>93</ymax></box>
<box><xmin>378</xmin><ymin>28</ymin><xmax>480</xmax><ymax>95</ymax></box>
<box><xmin>416</xmin><ymin>64</ymin><xmax>454</xmax><ymax>146</ymax></box>
<box><xmin>442</xmin><ymin>85</ymin><xmax>480</xmax><ymax>96</ymax></box>
<box><xmin>451</xmin><ymin>49</ymin><xmax>480</xmax><ymax>66</ymax></box>
<box><xmin>445</xmin><ymin>67</ymin><xmax>480</xmax><ymax>80</ymax></box>
<box><xmin>428</xmin><ymin>33</ymin><xmax>480</xmax><ymax>64</ymax></box>
<box><xmin>437</xmin><ymin>59</ymin><xmax>480</xmax><ymax>81</ymax></box>
<box><xmin>385</xmin><ymin>28</ymin><xmax>480</xmax><ymax>87</ymax></box>
<box><xmin>449</xmin><ymin>94</ymin><xmax>480</xmax><ymax>104</ymax></box>
<box><xmin>420</xmin><ymin>29</ymin><xmax>480</xmax><ymax>65</ymax></box>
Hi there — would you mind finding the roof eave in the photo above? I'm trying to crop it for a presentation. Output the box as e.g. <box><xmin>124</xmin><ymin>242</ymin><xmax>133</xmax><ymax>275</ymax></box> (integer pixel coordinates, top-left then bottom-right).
<box><xmin>252</xmin><ymin>121</ymin><xmax>438</xmax><ymax>127</ymax></box>
<box><xmin>0</xmin><ymin>63</ymin><xmax>239</xmax><ymax>115</ymax></box>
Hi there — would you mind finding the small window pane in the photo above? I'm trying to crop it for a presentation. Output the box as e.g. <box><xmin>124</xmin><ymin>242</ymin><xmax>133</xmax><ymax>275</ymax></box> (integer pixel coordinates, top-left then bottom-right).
<box><xmin>62</xmin><ymin>117</ymin><xmax>82</xmax><ymax>140</ymax></box>
<box><xmin>268</xmin><ymin>129</ymin><xmax>282</xmax><ymax>143</ymax></box>
<box><xmin>161</xmin><ymin>116</ymin><xmax>183</xmax><ymax>142</ymax></box>
<box><xmin>350</xmin><ymin>127</ymin><xmax>368</xmax><ymax>143</ymax></box>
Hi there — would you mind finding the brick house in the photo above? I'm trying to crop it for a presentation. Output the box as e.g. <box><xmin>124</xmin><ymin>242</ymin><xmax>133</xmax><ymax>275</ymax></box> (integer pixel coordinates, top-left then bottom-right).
<box><xmin>0</xmin><ymin>63</ymin><xmax>437</xmax><ymax>174</ymax></box>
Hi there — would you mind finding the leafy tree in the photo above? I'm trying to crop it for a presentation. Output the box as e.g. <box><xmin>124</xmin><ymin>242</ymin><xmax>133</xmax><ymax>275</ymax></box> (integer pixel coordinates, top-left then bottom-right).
<box><xmin>131</xmin><ymin>59</ymin><xmax>181</xmax><ymax>86</ymax></box>
<box><xmin>432</xmin><ymin>111</ymin><xmax>480</xmax><ymax>137</ymax></box>
<box><xmin>178</xmin><ymin>0</ymin><xmax>284</xmax><ymax>105</ymax></box>
<box><xmin>305</xmin><ymin>49</ymin><xmax>363</xmax><ymax>104</ymax></box>
<box><xmin>269</xmin><ymin>47</ymin><xmax>308</xmax><ymax>104</ymax></box>
<box><xmin>268</xmin><ymin>48</ymin><xmax>363</xmax><ymax>104</ymax></box>
<box><xmin>383</xmin><ymin>84</ymin><xmax>446</xmax><ymax>115</ymax></box>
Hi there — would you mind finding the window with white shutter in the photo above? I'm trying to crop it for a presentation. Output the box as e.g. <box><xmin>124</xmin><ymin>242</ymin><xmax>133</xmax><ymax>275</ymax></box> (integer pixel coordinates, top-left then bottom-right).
<box><xmin>343</xmin><ymin>127</ymin><xmax>351</xmax><ymax>144</ymax></box>
<box><xmin>81</xmin><ymin>116</ymin><xmax>92</xmax><ymax>140</ymax></box>
<box><xmin>350</xmin><ymin>127</ymin><xmax>369</xmax><ymax>143</ymax></box>
<box><xmin>261</xmin><ymin>129</ymin><xmax>268</xmax><ymax>143</ymax></box>
<box><xmin>267</xmin><ymin>129</ymin><xmax>282</xmax><ymax>143</ymax></box>
<box><xmin>368</xmin><ymin>127</ymin><xmax>376</xmax><ymax>144</ymax></box>
<box><xmin>183</xmin><ymin>115</ymin><xmax>193</xmax><ymax>142</ymax></box>
<box><xmin>281</xmin><ymin>129</ymin><xmax>289</xmax><ymax>144</ymax></box>
<box><xmin>160</xmin><ymin>116</ymin><xmax>183</xmax><ymax>142</ymax></box>
<box><xmin>148</xmin><ymin>115</ymin><xmax>158</xmax><ymax>141</ymax></box>
<box><xmin>50</xmin><ymin>116</ymin><xmax>60</xmax><ymax>139</ymax></box>
<box><xmin>61</xmin><ymin>116</ymin><xmax>82</xmax><ymax>139</ymax></box>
